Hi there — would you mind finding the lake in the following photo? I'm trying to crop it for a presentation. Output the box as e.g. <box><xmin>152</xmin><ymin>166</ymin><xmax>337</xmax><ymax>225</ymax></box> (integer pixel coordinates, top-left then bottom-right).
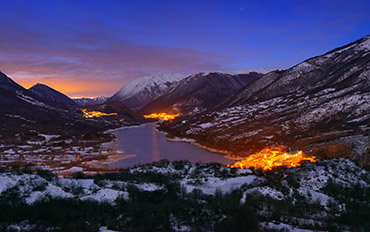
<box><xmin>105</xmin><ymin>124</ymin><xmax>232</xmax><ymax>168</ymax></box>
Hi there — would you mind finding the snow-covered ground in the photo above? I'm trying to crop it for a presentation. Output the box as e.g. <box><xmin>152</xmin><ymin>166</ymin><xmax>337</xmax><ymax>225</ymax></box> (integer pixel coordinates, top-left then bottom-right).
<box><xmin>0</xmin><ymin>130</ymin><xmax>127</xmax><ymax>174</ymax></box>
<box><xmin>0</xmin><ymin>173</ymin><xmax>128</xmax><ymax>204</ymax></box>
<box><xmin>260</xmin><ymin>222</ymin><xmax>318</xmax><ymax>232</ymax></box>
<box><xmin>3</xmin><ymin>158</ymin><xmax>365</xmax><ymax>206</ymax></box>
<box><xmin>0</xmin><ymin>158</ymin><xmax>369</xmax><ymax>231</ymax></box>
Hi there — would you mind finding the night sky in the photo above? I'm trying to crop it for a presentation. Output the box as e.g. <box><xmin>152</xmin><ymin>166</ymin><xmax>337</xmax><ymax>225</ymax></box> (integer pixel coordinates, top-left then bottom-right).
<box><xmin>0</xmin><ymin>0</ymin><xmax>369</xmax><ymax>97</ymax></box>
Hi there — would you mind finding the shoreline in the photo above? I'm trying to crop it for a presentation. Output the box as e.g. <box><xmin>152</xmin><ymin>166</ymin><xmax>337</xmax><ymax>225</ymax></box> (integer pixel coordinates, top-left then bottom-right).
<box><xmin>155</xmin><ymin>127</ymin><xmax>231</xmax><ymax>157</ymax></box>
<box><xmin>84</xmin><ymin>154</ymin><xmax>137</xmax><ymax>167</ymax></box>
<box><xmin>167</xmin><ymin>136</ymin><xmax>243</xmax><ymax>162</ymax></box>
<box><xmin>190</xmin><ymin>141</ymin><xmax>230</xmax><ymax>156</ymax></box>
<box><xmin>156</xmin><ymin>128</ymin><xmax>239</xmax><ymax>161</ymax></box>
<box><xmin>0</xmin><ymin>122</ymin><xmax>238</xmax><ymax>175</ymax></box>
<box><xmin>106</xmin><ymin>123</ymin><xmax>237</xmax><ymax>163</ymax></box>
<box><xmin>106</xmin><ymin>122</ymin><xmax>156</xmax><ymax>133</ymax></box>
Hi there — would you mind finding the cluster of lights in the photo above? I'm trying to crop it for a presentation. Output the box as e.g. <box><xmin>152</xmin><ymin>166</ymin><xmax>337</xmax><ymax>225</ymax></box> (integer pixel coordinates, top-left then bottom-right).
<box><xmin>82</xmin><ymin>109</ymin><xmax>117</xmax><ymax>118</ymax></box>
<box><xmin>143</xmin><ymin>112</ymin><xmax>180</xmax><ymax>121</ymax></box>
<box><xmin>228</xmin><ymin>147</ymin><xmax>316</xmax><ymax>171</ymax></box>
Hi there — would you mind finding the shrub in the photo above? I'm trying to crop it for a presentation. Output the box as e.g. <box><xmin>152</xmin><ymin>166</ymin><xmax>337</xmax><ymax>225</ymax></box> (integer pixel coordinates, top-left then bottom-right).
<box><xmin>36</xmin><ymin>169</ymin><xmax>55</xmax><ymax>181</ymax></box>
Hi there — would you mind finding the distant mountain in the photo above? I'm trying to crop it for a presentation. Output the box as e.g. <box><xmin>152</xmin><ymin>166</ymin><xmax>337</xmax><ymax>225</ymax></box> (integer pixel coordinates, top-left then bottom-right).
<box><xmin>29</xmin><ymin>83</ymin><xmax>76</xmax><ymax>105</ymax></box>
<box><xmin>140</xmin><ymin>72</ymin><xmax>262</xmax><ymax>115</ymax></box>
<box><xmin>0</xmin><ymin>71</ymin><xmax>67</xmax><ymax>137</ymax></box>
<box><xmin>0</xmin><ymin>71</ymin><xmax>49</xmax><ymax>112</ymax></box>
<box><xmin>108</xmin><ymin>73</ymin><xmax>187</xmax><ymax>110</ymax></box>
<box><xmin>159</xmin><ymin>35</ymin><xmax>370</xmax><ymax>165</ymax></box>
<box><xmin>0</xmin><ymin>71</ymin><xmax>141</xmax><ymax>139</ymax></box>
<box><xmin>73</xmin><ymin>96</ymin><xmax>107</xmax><ymax>106</ymax></box>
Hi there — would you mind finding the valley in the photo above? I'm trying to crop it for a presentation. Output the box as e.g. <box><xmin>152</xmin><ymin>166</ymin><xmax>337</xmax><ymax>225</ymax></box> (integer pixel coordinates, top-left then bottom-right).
<box><xmin>1</xmin><ymin>36</ymin><xmax>369</xmax><ymax>174</ymax></box>
<box><xmin>0</xmin><ymin>33</ymin><xmax>369</xmax><ymax>231</ymax></box>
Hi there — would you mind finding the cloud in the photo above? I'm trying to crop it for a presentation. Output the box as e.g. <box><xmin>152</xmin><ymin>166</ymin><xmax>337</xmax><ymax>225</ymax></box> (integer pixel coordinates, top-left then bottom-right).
<box><xmin>0</xmin><ymin>15</ymin><xmax>227</xmax><ymax>96</ymax></box>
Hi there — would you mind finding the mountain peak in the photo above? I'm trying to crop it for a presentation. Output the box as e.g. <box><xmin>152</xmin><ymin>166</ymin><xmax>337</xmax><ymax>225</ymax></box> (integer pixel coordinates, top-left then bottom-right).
<box><xmin>140</xmin><ymin>72</ymin><xmax>262</xmax><ymax>115</ymax></box>
<box><xmin>29</xmin><ymin>83</ymin><xmax>76</xmax><ymax>105</ymax></box>
<box><xmin>108</xmin><ymin>72</ymin><xmax>188</xmax><ymax>110</ymax></box>
<box><xmin>116</xmin><ymin>72</ymin><xmax>188</xmax><ymax>97</ymax></box>
<box><xmin>32</xmin><ymin>83</ymin><xmax>49</xmax><ymax>89</ymax></box>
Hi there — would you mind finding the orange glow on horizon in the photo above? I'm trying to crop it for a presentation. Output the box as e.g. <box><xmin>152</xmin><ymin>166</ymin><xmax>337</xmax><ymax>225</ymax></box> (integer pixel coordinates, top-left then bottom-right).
<box><xmin>228</xmin><ymin>147</ymin><xmax>316</xmax><ymax>171</ymax></box>
<box><xmin>143</xmin><ymin>113</ymin><xmax>180</xmax><ymax>121</ymax></box>
<box><xmin>14</xmin><ymin>78</ymin><xmax>125</xmax><ymax>98</ymax></box>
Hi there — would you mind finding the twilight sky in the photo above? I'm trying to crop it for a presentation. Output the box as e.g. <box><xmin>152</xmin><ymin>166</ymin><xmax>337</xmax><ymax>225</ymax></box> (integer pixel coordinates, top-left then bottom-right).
<box><xmin>0</xmin><ymin>0</ymin><xmax>369</xmax><ymax>97</ymax></box>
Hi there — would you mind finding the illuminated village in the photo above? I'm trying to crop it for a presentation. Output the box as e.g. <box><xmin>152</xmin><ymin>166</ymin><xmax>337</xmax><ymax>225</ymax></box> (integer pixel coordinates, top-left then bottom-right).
<box><xmin>82</xmin><ymin>109</ymin><xmax>117</xmax><ymax>118</ymax></box>
<box><xmin>228</xmin><ymin>147</ymin><xmax>316</xmax><ymax>171</ymax></box>
<box><xmin>143</xmin><ymin>112</ymin><xmax>180</xmax><ymax>121</ymax></box>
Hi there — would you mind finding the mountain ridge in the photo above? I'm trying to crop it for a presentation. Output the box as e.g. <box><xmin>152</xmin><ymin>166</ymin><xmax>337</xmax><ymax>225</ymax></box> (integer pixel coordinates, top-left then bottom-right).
<box><xmin>108</xmin><ymin>73</ymin><xmax>187</xmax><ymax>110</ymax></box>
<box><xmin>140</xmin><ymin>72</ymin><xmax>262</xmax><ymax>115</ymax></box>
<box><xmin>73</xmin><ymin>96</ymin><xmax>108</xmax><ymax>106</ymax></box>
<box><xmin>159</xmin><ymin>34</ymin><xmax>370</xmax><ymax>166</ymax></box>
<box><xmin>29</xmin><ymin>83</ymin><xmax>77</xmax><ymax>105</ymax></box>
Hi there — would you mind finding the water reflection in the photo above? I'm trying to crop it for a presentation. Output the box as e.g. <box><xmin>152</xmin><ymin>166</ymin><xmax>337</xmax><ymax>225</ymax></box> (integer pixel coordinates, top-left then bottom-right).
<box><xmin>106</xmin><ymin>124</ymin><xmax>231</xmax><ymax>168</ymax></box>
<box><xmin>151</xmin><ymin>128</ymin><xmax>160</xmax><ymax>162</ymax></box>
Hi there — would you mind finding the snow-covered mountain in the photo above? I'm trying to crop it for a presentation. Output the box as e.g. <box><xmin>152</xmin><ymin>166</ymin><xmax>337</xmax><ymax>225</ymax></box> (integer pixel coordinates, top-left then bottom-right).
<box><xmin>73</xmin><ymin>96</ymin><xmax>108</xmax><ymax>106</ymax></box>
<box><xmin>140</xmin><ymin>72</ymin><xmax>262</xmax><ymax>115</ymax></box>
<box><xmin>159</xmin><ymin>35</ymin><xmax>370</xmax><ymax>165</ymax></box>
<box><xmin>29</xmin><ymin>83</ymin><xmax>76</xmax><ymax>105</ymax></box>
<box><xmin>107</xmin><ymin>73</ymin><xmax>187</xmax><ymax>110</ymax></box>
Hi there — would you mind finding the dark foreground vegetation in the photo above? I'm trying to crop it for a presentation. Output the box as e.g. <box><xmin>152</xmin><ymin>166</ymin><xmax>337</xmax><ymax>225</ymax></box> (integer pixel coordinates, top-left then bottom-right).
<box><xmin>0</xmin><ymin>189</ymin><xmax>257</xmax><ymax>232</ymax></box>
<box><xmin>0</xmin><ymin>159</ymin><xmax>369</xmax><ymax>232</ymax></box>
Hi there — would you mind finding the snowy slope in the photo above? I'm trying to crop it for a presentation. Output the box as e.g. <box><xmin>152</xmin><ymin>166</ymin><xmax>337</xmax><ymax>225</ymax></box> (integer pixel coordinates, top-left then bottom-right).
<box><xmin>0</xmin><ymin>159</ymin><xmax>369</xmax><ymax>231</ymax></box>
<box><xmin>159</xmin><ymin>35</ymin><xmax>370</xmax><ymax>162</ymax></box>
<box><xmin>108</xmin><ymin>73</ymin><xmax>187</xmax><ymax>110</ymax></box>
<box><xmin>1</xmin><ymin>159</ymin><xmax>366</xmax><ymax>204</ymax></box>
<box><xmin>140</xmin><ymin>72</ymin><xmax>262</xmax><ymax>115</ymax></box>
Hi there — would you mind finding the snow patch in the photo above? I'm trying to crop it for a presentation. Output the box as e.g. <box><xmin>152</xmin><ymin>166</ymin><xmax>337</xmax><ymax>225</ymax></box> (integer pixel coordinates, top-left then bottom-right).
<box><xmin>243</xmin><ymin>186</ymin><xmax>284</xmax><ymax>202</ymax></box>
<box><xmin>182</xmin><ymin>176</ymin><xmax>264</xmax><ymax>195</ymax></box>
<box><xmin>81</xmin><ymin>188</ymin><xmax>128</xmax><ymax>203</ymax></box>
<box><xmin>260</xmin><ymin>222</ymin><xmax>316</xmax><ymax>232</ymax></box>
